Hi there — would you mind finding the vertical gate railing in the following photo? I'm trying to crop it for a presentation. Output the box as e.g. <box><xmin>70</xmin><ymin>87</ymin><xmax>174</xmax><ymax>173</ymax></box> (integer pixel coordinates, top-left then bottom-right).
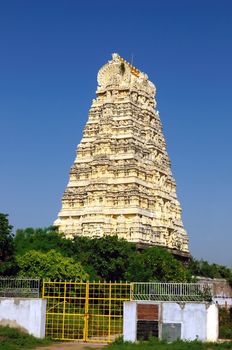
<box><xmin>130</xmin><ymin>282</ymin><xmax>213</xmax><ymax>302</ymax></box>
<box><xmin>42</xmin><ymin>281</ymin><xmax>131</xmax><ymax>342</ymax></box>
<box><xmin>0</xmin><ymin>277</ymin><xmax>40</xmax><ymax>298</ymax></box>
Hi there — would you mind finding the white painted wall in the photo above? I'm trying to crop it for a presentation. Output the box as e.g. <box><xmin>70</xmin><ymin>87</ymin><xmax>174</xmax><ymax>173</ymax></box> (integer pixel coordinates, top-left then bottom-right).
<box><xmin>162</xmin><ymin>303</ymin><xmax>206</xmax><ymax>341</ymax></box>
<box><xmin>123</xmin><ymin>301</ymin><xmax>218</xmax><ymax>343</ymax></box>
<box><xmin>213</xmin><ymin>297</ymin><xmax>232</xmax><ymax>306</ymax></box>
<box><xmin>123</xmin><ymin>301</ymin><xmax>137</xmax><ymax>342</ymax></box>
<box><xmin>0</xmin><ymin>298</ymin><xmax>47</xmax><ymax>338</ymax></box>
<box><xmin>206</xmin><ymin>304</ymin><xmax>218</xmax><ymax>342</ymax></box>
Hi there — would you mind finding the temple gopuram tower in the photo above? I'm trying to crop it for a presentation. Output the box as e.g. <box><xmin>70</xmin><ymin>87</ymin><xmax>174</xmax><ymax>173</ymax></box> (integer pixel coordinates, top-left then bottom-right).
<box><xmin>54</xmin><ymin>53</ymin><xmax>189</xmax><ymax>257</ymax></box>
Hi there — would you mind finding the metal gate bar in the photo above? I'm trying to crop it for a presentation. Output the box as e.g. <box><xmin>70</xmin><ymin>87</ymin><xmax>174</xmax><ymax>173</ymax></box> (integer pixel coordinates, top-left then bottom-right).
<box><xmin>42</xmin><ymin>281</ymin><xmax>130</xmax><ymax>342</ymax></box>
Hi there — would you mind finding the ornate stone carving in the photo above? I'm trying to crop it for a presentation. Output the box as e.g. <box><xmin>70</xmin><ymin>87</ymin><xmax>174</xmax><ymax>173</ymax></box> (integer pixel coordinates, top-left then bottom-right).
<box><xmin>54</xmin><ymin>53</ymin><xmax>189</xmax><ymax>256</ymax></box>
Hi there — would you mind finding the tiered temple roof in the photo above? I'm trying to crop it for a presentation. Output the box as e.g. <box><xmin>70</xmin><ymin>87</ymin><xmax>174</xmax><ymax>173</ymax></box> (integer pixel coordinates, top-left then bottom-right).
<box><xmin>54</xmin><ymin>53</ymin><xmax>189</xmax><ymax>257</ymax></box>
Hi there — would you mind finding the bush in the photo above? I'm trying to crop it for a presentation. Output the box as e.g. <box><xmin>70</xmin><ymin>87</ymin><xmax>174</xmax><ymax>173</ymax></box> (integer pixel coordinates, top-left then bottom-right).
<box><xmin>219</xmin><ymin>307</ymin><xmax>232</xmax><ymax>339</ymax></box>
<box><xmin>17</xmin><ymin>249</ymin><xmax>89</xmax><ymax>280</ymax></box>
<box><xmin>0</xmin><ymin>326</ymin><xmax>51</xmax><ymax>350</ymax></box>
<box><xmin>125</xmin><ymin>246</ymin><xmax>191</xmax><ymax>282</ymax></box>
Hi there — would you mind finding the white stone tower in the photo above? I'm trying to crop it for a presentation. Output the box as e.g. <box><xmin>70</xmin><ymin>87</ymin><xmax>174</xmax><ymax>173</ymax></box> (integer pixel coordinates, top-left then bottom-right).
<box><xmin>54</xmin><ymin>53</ymin><xmax>189</xmax><ymax>257</ymax></box>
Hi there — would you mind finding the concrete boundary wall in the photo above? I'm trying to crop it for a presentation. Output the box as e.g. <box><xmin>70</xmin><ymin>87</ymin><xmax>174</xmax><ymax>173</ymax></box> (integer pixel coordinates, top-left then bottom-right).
<box><xmin>123</xmin><ymin>301</ymin><xmax>218</xmax><ymax>342</ymax></box>
<box><xmin>0</xmin><ymin>298</ymin><xmax>47</xmax><ymax>338</ymax></box>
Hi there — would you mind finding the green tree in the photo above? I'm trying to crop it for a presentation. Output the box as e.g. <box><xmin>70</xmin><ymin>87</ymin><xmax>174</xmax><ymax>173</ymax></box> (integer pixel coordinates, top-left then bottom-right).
<box><xmin>14</xmin><ymin>226</ymin><xmax>72</xmax><ymax>256</ymax></box>
<box><xmin>17</xmin><ymin>249</ymin><xmax>89</xmax><ymax>280</ymax></box>
<box><xmin>188</xmin><ymin>258</ymin><xmax>232</xmax><ymax>286</ymax></box>
<box><xmin>0</xmin><ymin>213</ymin><xmax>14</xmax><ymax>261</ymax></box>
<box><xmin>71</xmin><ymin>235</ymin><xmax>136</xmax><ymax>281</ymax></box>
<box><xmin>0</xmin><ymin>213</ymin><xmax>16</xmax><ymax>275</ymax></box>
<box><xmin>125</xmin><ymin>246</ymin><xmax>191</xmax><ymax>282</ymax></box>
<box><xmin>13</xmin><ymin>225</ymin><xmax>231</xmax><ymax>284</ymax></box>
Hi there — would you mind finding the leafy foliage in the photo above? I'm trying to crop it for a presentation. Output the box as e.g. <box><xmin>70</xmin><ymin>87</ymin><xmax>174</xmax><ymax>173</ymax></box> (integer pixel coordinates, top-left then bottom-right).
<box><xmin>1</xmin><ymin>219</ymin><xmax>231</xmax><ymax>283</ymax></box>
<box><xmin>125</xmin><ymin>246</ymin><xmax>191</xmax><ymax>282</ymax></box>
<box><xmin>219</xmin><ymin>307</ymin><xmax>232</xmax><ymax>339</ymax></box>
<box><xmin>14</xmin><ymin>226</ymin><xmax>72</xmax><ymax>256</ymax></box>
<box><xmin>71</xmin><ymin>235</ymin><xmax>137</xmax><ymax>281</ymax></box>
<box><xmin>189</xmin><ymin>258</ymin><xmax>232</xmax><ymax>286</ymax></box>
<box><xmin>0</xmin><ymin>213</ymin><xmax>17</xmax><ymax>276</ymax></box>
<box><xmin>13</xmin><ymin>229</ymin><xmax>191</xmax><ymax>282</ymax></box>
<box><xmin>16</xmin><ymin>249</ymin><xmax>89</xmax><ymax>280</ymax></box>
<box><xmin>0</xmin><ymin>213</ymin><xmax>14</xmax><ymax>262</ymax></box>
<box><xmin>14</xmin><ymin>229</ymin><xmax>138</xmax><ymax>280</ymax></box>
<box><xmin>108</xmin><ymin>337</ymin><xmax>232</xmax><ymax>350</ymax></box>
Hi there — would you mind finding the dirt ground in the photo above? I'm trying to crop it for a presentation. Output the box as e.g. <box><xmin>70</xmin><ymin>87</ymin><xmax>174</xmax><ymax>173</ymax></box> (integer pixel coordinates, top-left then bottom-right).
<box><xmin>36</xmin><ymin>342</ymin><xmax>107</xmax><ymax>350</ymax></box>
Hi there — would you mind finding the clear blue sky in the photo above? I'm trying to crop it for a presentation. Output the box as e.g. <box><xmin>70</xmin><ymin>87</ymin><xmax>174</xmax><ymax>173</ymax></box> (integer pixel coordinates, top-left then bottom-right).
<box><xmin>0</xmin><ymin>0</ymin><xmax>231</xmax><ymax>266</ymax></box>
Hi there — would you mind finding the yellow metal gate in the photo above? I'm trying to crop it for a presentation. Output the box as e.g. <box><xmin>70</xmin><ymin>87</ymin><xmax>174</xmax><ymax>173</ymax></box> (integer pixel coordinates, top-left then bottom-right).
<box><xmin>42</xmin><ymin>281</ymin><xmax>130</xmax><ymax>342</ymax></box>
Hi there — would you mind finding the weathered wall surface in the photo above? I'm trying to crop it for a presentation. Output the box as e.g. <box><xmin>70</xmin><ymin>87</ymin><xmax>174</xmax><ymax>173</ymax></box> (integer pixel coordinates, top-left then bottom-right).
<box><xmin>162</xmin><ymin>303</ymin><xmax>206</xmax><ymax>340</ymax></box>
<box><xmin>162</xmin><ymin>303</ymin><xmax>218</xmax><ymax>341</ymax></box>
<box><xmin>0</xmin><ymin>298</ymin><xmax>47</xmax><ymax>338</ymax></box>
<box><xmin>198</xmin><ymin>277</ymin><xmax>232</xmax><ymax>306</ymax></box>
<box><xmin>123</xmin><ymin>301</ymin><xmax>137</xmax><ymax>342</ymax></box>
<box><xmin>123</xmin><ymin>301</ymin><xmax>218</xmax><ymax>342</ymax></box>
<box><xmin>207</xmin><ymin>303</ymin><xmax>219</xmax><ymax>341</ymax></box>
<box><xmin>214</xmin><ymin>296</ymin><xmax>232</xmax><ymax>306</ymax></box>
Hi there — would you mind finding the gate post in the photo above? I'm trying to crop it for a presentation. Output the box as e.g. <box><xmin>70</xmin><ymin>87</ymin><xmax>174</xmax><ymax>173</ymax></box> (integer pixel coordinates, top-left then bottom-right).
<box><xmin>42</xmin><ymin>280</ymin><xmax>45</xmax><ymax>299</ymax></box>
<box><xmin>62</xmin><ymin>282</ymin><xmax>67</xmax><ymax>339</ymax></box>
<box><xmin>108</xmin><ymin>283</ymin><xmax>112</xmax><ymax>342</ymax></box>
<box><xmin>84</xmin><ymin>282</ymin><xmax>89</xmax><ymax>341</ymax></box>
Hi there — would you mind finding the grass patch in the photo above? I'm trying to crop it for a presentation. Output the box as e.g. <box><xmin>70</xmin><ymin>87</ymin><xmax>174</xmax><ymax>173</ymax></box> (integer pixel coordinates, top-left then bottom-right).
<box><xmin>0</xmin><ymin>326</ymin><xmax>52</xmax><ymax>350</ymax></box>
<box><xmin>107</xmin><ymin>337</ymin><xmax>232</xmax><ymax>350</ymax></box>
